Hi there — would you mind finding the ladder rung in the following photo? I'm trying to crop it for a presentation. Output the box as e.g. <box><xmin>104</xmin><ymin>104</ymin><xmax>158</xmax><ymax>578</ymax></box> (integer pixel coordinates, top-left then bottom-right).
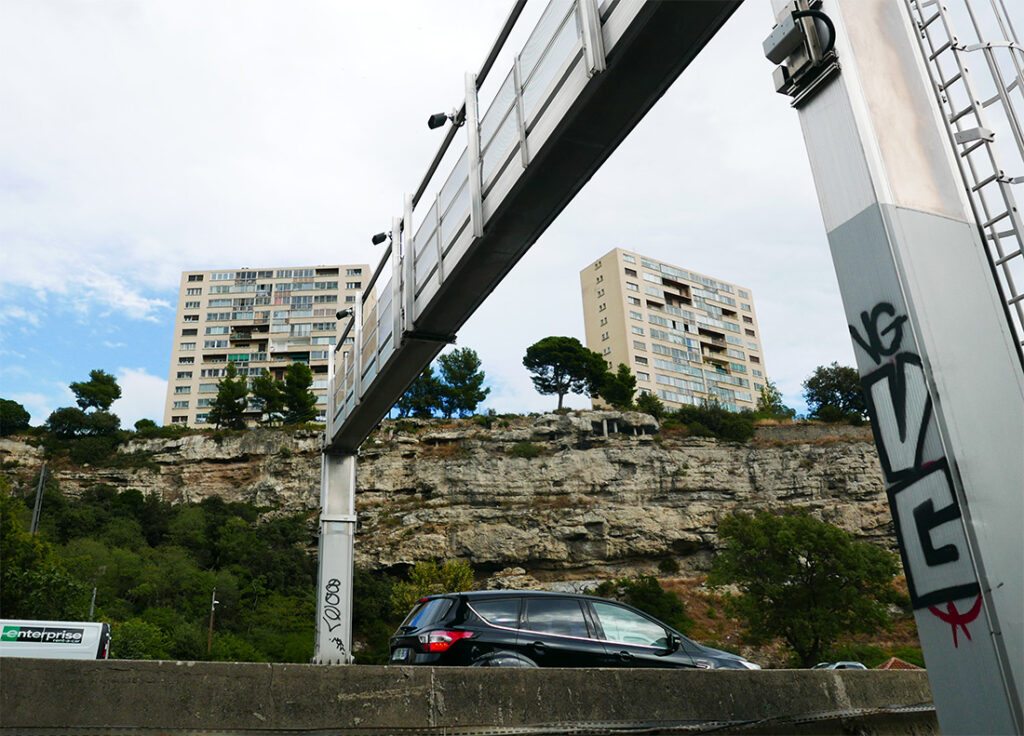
<box><xmin>993</xmin><ymin>229</ymin><xmax>1018</xmax><ymax>239</ymax></box>
<box><xmin>995</xmin><ymin>249</ymin><xmax>1022</xmax><ymax>266</ymax></box>
<box><xmin>961</xmin><ymin>139</ymin><xmax>987</xmax><ymax>156</ymax></box>
<box><xmin>949</xmin><ymin>104</ymin><xmax>976</xmax><ymax>124</ymax></box>
<box><xmin>1008</xmin><ymin>292</ymin><xmax>1024</xmax><ymax>305</ymax></box>
<box><xmin>930</xmin><ymin>39</ymin><xmax>953</xmax><ymax>60</ymax></box>
<box><xmin>984</xmin><ymin>210</ymin><xmax>1011</xmax><ymax>228</ymax></box>
<box><xmin>939</xmin><ymin>71</ymin><xmax>963</xmax><ymax>91</ymax></box>
<box><xmin>972</xmin><ymin>172</ymin><xmax>1002</xmax><ymax>191</ymax></box>
<box><xmin>919</xmin><ymin>10</ymin><xmax>942</xmax><ymax>30</ymax></box>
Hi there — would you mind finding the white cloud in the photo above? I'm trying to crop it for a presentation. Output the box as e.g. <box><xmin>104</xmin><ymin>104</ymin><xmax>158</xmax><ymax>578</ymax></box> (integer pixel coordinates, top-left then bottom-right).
<box><xmin>11</xmin><ymin>385</ymin><xmax>76</xmax><ymax>426</ymax></box>
<box><xmin>111</xmin><ymin>367</ymin><xmax>167</xmax><ymax>428</ymax></box>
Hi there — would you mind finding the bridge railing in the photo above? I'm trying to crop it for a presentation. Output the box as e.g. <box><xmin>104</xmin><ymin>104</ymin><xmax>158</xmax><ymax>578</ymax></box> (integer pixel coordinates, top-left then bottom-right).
<box><xmin>327</xmin><ymin>0</ymin><xmax>612</xmax><ymax>448</ymax></box>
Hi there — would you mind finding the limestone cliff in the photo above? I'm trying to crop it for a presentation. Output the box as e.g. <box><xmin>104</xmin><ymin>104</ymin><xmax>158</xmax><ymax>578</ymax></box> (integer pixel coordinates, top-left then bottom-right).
<box><xmin>0</xmin><ymin>412</ymin><xmax>890</xmax><ymax>579</ymax></box>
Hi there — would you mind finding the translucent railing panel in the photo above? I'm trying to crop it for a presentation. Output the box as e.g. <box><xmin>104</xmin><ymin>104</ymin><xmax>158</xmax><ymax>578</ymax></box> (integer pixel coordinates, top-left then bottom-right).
<box><xmin>378</xmin><ymin>277</ymin><xmax>393</xmax><ymax>312</ymax></box>
<box><xmin>520</xmin><ymin>0</ymin><xmax>575</xmax><ymax>82</ymax></box>
<box><xmin>440</xmin><ymin>183</ymin><xmax>471</xmax><ymax>249</ymax></box>
<box><xmin>523</xmin><ymin>8</ymin><xmax>581</xmax><ymax>121</ymax></box>
<box><xmin>482</xmin><ymin>108</ymin><xmax>520</xmax><ymax>186</ymax></box>
<box><xmin>415</xmin><ymin>230</ymin><xmax>439</xmax><ymax>289</ymax></box>
<box><xmin>480</xmin><ymin>70</ymin><xmax>517</xmax><ymax>146</ymax></box>
<box><xmin>439</xmin><ymin>148</ymin><xmax>469</xmax><ymax>215</ymax></box>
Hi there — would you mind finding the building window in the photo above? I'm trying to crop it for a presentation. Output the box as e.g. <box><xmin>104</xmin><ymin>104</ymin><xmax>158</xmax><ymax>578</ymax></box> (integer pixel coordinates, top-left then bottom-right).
<box><xmin>345</xmin><ymin>295</ymin><xmax>356</xmax><ymax>303</ymax></box>
<box><xmin>754</xmin><ymin>383</ymin><xmax>763</xmax><ymax>392</ymax></box>
<box><xmin>199</xmin><ymin>383</ymin><xmax>217</xmax><ymax>393</ymax></box>
<box><xmin>171</xmin><ymin>415</ymin><xmax>188</xmax><ymax>424</ymax></box>
<box><xmin>630</xmin><ymin>311</ymin><xmax>642</xmax><ymax>320</ymax></box>
<box><xmin>633</xmin><ymin>340</ymin><xmax>647</xmax><ymax>351</ymax></box>
<box><xmin>745</xmin><ymin>328</ymin><xmax>756</xmax><ymax>337</ymax></box>
<box><xmin>174</xmin><ymin>386</ymin><xmax>191</xmax><ymax>394</ymax></box>
<box><xmin>622</xmin><ymin>253</ymin><xmax>636</xmax><ymax>264</ymax></box>
<box><xmin>186</xmin><ymin>287</ymin><xmax>202</xmax><ymax>296</ymax></box>
<box><xmin>743</xmin><ymin>315</ymin><xmax>753</xmax><ymax>324</ymax></box>
<box><xmin>183</xmin><ymin>314</ymin><xmax>199</xmax><ymax>322</ymax></box>
<box><xmin>594</xmin><ymin>260</ymin><xmax>602</xmax><ymax>270</ymax></box>
<box><xmin>637</xmin><ymin>372</ymin><xmax>650</xmax><ymax>381</ymax></box>
<box><xmin>178</xmin><ymin>356</ymin><xmax>194</xmax><ymax>364</ymax></box>
<box><xmin>750</xmin><ymin>355</ymin><xmax>760</xmax><ymax>364</ymax></box>
<box><xmin>184</xmin><ymin>301</ymin><xmax>200</xmax><ymax>309</ymax></box>
<box><xmin>345</xmin><ymin>281</ymin><xmax>361</xmax><ymax>289</ymax></box>
<box><xmin>752</xmin><ymin>369</ymin><xmax>763</xmax><ymax>377</ymax></box>
<box><xmin>206</xmin><ymin>326</ymin><xmax>229</xmax><ymax>335</ymax></box>
<box><xmin>194</xmin><ymin>413</ymin><xmax>209</xmax><ymax>423</ymax></box>
<box><xmin>181</xmin><ymin>328</ymin><xmax>197</xmax><ymax>336</ymax></box>
<box><xmin>627</xmin><ymin>296</ymin><xmax>640</xmax><ymax>306</ymax></box>
<box><xmin>741</xmin><ymin>303</ymin><xmax>751</xmax><ymax>311</ymax></box>
<box><xmin>600</xmin><ymin>317</ymin><xmax>608</xmax><ymax>326</ymax></box>
<box><xmin>624</xmin><ymin>268</ymin><xmax>637</xmax><ymax>277</ymax></box>
<box><xmin>596</xmin><ymin>288</ymin><xmax>605</xmax><ymax>298</ymax></box>
<box><xmin>603</xmin><ymin>347</ymin><xmax>611</xmax><ymax>356</ymax></box>
<box><xmin>598</xmin><ymin>303</ymin><xmax>606</xmax><ymax>312</ymax></box>
<box><xmin>187</xmin><ymin>274</ymin><xmax>203</xmax><ymax>282</ymax></box>
<box><xmin>738</xmin><ymin>289</ymin><xmax>749</xmax><ymax>299</ymax></box>
<box><xmin>172</xmin><ymin>400</ymin><xmax>189</xmax><ymax>409</ymax></box>
<box><xmin>596</xmin><ymin>274</ymin><xmax>604</xmax><ymax>284</ymax></box>
<box><xmin>601</xmin><ymin>332</ymin><xmax>609</xmax><ymax>341</ymax></box>
<box><xmin>346</xmin><ymin>268</ymin><xmax>362</xmax><ymax>276</ymax></box>
<box><xmin>635</xmin><ymin>356</ymin><xmax>648</xmax><ymax>365</ymax></box>
<box><xmin>631</xmin><ymin>326</ymin><xmax>645</xmax><ymax>336</ymax></box>
<box><xmin>180</xmin><ymin>342</ymin><xmax>196</xmax><ymax>351</ymax></box>
<box><xmin>626</xmin><ymin>282</ymin><xmax>639</xmax><ymax>292</ymax></box>
<box><xmin>177</xmin><ymin>371</ymin><xmax>193</xmax><ymax>379</ymax></box>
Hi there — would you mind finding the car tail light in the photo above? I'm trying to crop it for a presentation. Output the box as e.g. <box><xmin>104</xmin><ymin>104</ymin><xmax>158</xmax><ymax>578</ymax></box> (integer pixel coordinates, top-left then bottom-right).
<box><xmin>418</xmin><ymin>630</ymin><xmax>474</xmax><ymax>653</ymax></box>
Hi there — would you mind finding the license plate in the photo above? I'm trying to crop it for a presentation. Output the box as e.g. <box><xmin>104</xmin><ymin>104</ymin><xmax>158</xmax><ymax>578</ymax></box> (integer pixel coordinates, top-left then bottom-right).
<box><xmin>391</xmin><ymin>647</ymin><xmax>410</xmax><ymax>662</ymax></box>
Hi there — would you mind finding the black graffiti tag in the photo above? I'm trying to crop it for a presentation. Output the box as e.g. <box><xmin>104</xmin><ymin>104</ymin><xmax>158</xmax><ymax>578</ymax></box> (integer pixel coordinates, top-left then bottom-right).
<box><xmin>851</xmin><ymin>302</ymin><xmax>980</xmax><ymax>627</ymax></box>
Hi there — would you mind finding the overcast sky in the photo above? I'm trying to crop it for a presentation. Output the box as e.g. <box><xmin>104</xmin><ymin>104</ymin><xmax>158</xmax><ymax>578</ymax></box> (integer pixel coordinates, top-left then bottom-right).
<box><xmin>0</xmin><ymin>0</ymin><xmax>856</xmax><ymax>427</ymax></box>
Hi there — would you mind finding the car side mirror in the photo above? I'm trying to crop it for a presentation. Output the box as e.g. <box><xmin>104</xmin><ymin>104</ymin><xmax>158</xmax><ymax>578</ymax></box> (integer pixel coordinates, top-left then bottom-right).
<box><xmin>666</xmin><ymin>633</ymin><xmax>682</xmax><ymax>653</ymax></box>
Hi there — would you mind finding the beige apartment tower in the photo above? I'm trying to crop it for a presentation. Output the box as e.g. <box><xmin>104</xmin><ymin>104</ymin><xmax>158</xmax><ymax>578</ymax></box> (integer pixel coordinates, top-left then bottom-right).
<box><xmin>163</xmin><ymin>264</ymin><xmax>370</xmax><ymax>426</ymax></box>
<box><xmin>580</xmin><ymin>248</ymin><xmax>767</xmax><ymax>412</ymax></box>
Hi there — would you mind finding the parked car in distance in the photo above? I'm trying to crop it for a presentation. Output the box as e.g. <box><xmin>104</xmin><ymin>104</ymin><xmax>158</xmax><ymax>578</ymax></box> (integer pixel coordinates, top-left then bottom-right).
<box><xmin>389</xmin><ymin>590</ymin><xmax>760</xmax><ymax>670</ymax></box>
<box><xmin>812</xmin><ymin>661</ymin><xmax>869</xmax><ymax>670</ymax></box>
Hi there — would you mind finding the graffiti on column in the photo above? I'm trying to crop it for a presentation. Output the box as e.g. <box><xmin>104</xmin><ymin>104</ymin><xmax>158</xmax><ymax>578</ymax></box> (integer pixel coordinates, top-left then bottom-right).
<box><xmin>850</xmin><ymin>302</ymin><xmax>982</xmax><ymax>646</ymax></box>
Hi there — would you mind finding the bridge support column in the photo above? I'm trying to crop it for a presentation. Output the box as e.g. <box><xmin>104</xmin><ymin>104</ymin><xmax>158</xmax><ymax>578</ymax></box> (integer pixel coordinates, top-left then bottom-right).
<box><xmin>770</xmin><ymin>0</ymin><xmax>1023</xmax><ymax>731</ymax></box>
<box><xmin>313</xmin><ymin>451</ymin><xmax>356</xmax><ymax>664</ymax></box>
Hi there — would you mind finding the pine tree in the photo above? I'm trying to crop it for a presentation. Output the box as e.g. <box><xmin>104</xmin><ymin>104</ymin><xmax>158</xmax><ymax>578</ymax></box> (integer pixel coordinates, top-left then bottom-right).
<box><xmin>251</xmin><ymin>370</ymin><xmax>285</xmax><ymax>424</ymax></box>
<box><xmin>437</xmin><ymin>348</ymin><xmax>490</xmax><ymax>418</ymax></box>
<box><xmin>208</xmin><ymin>362</ymin><xmax>249</xmax><ymax>430</ymax></box>
<box><xmin>281</xmin><ymin>363</ymin><xmax>318</xmax><ymax>424</ymax></box>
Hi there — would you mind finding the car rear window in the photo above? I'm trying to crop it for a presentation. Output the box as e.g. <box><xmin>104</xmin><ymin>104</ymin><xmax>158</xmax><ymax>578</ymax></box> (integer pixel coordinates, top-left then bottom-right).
<box><xmin>523</xmin><ymin>598</ymin><xmax>589</xmax><ymax>638</ymax></box>
<box><xmin>399</xmin><ymin>598</ymin><xmax>453</xmax><ymax>629</ymax></box>
<box><xmin>470</xmin><ymin>598</ymin><xmax>521</xmax><ymax>627</ymax></box>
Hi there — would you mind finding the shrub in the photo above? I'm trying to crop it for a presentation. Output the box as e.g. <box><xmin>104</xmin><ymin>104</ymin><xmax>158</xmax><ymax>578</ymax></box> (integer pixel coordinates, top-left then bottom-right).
<box><xmin>658</xmin><ymin>558</ymin><xmax>680</xmax><ymax>575</ymax></box>
<box><xmin>591</xmin><ymin>575</ymin><xmax>693</xmax><ymax>635</ymax></box>
<box><xmin>509</xmin><ymin>441</ymin><xmax>543</xmax><ymax>459</ymax></box>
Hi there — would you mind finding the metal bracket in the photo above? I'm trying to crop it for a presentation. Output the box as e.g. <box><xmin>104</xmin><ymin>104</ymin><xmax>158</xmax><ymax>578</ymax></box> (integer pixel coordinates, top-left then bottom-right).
<box><xmin>320</xmin><ymin>514</ymin><xmax>357</xmax><ymax>524</ymax></box>
<box><xmin>403</xmin><ymin>330</ymin><xmax>457</xmax><ymax>344</ymax></box>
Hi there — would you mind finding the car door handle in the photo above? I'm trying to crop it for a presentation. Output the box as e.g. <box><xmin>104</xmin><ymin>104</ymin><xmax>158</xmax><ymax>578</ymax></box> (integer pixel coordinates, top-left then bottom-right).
<box><xmin>531</xmin><ymin>641</ymin><xmax>547</xmax><ymax>652</ymax></box>
<box><xmin>617</xmin><ymin>650</ymin><xmax>633</xmax><ymax>662</ymax></box>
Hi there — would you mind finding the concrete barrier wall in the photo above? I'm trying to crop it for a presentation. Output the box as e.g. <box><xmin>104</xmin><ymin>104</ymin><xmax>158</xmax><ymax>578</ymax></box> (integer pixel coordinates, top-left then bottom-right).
<box><xmin>0</xmin><ymin>660</ymin><xmax>936</xmax><ymax>734</ymax></box>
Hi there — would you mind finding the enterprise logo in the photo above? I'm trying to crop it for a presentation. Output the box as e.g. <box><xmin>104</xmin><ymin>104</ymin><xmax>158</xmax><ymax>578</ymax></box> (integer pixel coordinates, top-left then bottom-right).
<box><xmin>1</xmin><ymin>625</ymin><xmax>84</xmax><ymax>644</ymax></box>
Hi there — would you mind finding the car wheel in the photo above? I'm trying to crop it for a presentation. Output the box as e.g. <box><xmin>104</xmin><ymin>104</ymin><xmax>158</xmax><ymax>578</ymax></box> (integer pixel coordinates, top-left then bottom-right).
<box><xmin>470</xmin><ymin>650</ymin><xmax>539</xmax><ymax>667</ymax></box>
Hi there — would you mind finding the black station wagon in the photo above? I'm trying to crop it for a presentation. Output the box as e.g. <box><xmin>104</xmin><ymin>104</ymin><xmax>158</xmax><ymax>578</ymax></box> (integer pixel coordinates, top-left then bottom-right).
<box><xmin>389</xmin><ymin>590</ymin><xmax>760</xmax><ymax>670</ymax></box>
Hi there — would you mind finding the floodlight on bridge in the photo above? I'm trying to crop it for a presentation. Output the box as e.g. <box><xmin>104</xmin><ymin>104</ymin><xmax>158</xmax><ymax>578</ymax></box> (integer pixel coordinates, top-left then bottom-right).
<box><xmin>370</xmin><ymin>232</ymin><xmax>388</xmax><ymax>245</ymax></box>
<box><xmin>427</xmin><ymin>112</ymin><xmax>449</xmax><ymax>129</ymax></box>
<box><xmin>335</xmin><ymin>308</ymin><xmax>353</xmax><ymax>321</ymax></box>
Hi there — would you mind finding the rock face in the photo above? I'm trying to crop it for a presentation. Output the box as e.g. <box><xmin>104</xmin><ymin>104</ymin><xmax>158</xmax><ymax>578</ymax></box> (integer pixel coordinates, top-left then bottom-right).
<box><xmin>0</xmin><ymin>413</ymin><xmax>891</xmax><ymax>579</ymax></box>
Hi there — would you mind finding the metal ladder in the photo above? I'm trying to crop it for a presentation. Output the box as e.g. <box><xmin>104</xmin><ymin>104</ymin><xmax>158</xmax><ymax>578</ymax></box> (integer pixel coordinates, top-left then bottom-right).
<box><xmin>905</xmin><ymin>0</ymin><xmax>1024</xmax><ymax>358</ymax></box>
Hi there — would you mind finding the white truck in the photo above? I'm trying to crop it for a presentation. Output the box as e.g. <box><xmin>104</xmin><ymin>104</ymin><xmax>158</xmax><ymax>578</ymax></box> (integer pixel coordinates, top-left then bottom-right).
<box><xmin>0</xmin><ymin>619</ymin><xmax>111</xmax><ymax>660</ymax></box>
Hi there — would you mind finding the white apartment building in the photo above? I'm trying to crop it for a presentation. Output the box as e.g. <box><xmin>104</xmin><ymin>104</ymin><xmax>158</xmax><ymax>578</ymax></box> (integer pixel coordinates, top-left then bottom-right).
<box><xmin>580</xmin><ymin>248</ymin><xmax>768</xmax><ymax>412</ymax></box>
<box><xmin>163</xmin><ymin>264</ymin><xmax>370</xmax><ymax>426</ymax></box>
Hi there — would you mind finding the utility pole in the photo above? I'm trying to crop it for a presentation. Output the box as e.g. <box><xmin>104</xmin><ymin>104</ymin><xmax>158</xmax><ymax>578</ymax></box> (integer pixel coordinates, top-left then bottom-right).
<box><xmin>29</xmin><ymin>463</ymin><xmax>46</xmax><ymax>535</ymax></box>
<box><xmin>206</xmin><ymin>588</ymin><xmax>218</xmax><ymax>655</ymax></box>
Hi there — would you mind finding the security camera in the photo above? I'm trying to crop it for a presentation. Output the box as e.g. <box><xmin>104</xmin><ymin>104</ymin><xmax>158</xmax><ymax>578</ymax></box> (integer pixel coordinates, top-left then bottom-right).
<box><xmin>427</xmin><ymin>112</ymin><xmax>449</xmax><ymax>129</ymax></box>
<box><xmin>336</xmin><ymin>308</ymin><xmax>353</xmax><ymax>320</ymax></box>
<box><xmin>371</xmin><ymin>232</ymin><xmax>388</xmax><ymax>245</ymax></box>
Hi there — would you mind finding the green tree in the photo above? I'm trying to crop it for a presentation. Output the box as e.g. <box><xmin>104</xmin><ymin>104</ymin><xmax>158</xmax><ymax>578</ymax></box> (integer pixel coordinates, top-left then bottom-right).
<box><xmin>803</xmin><ymin>362</ymin><xmax>865</xmax><ymax>421</ymax></box>
<box><xmin>598</xmin><ymin>363</ymin><xmax>637</xmax><ymax>409</ymax></box>
<box><xmin>437</xmin><ymin>348</ymin><xmax>490</xmax><ymax>418</ymax></box>
<box><xmin>395</xmin><ymin>365</ymin><xmax>443</xmax><ymax>418</ymax></box>
<box><xmin>0</xmin><ymin>480</ymin><xmax>89</xmax><ymax>619</ymax></box>
<box><xmin>281</xmin><ymin>363</ymin><xmax>317</xmax><ymax>424</ymax></box>
<box><xmin>0</xmin><ymin>398</ymin><xmax>31</xmax><ymax>436</ymax></box>
<box><xmin>207</xmin><ymin>362</ymin><xmax>249</xmax><ymax>430</ymax></box>
<box><xmin>635</xmin><ymin>391</ymin><xmax>665</xmax><ymax>419</ymax></box>
<box><xmin>756</xmin><ymin>380</ymin><xmax>797</xmax><ymax>421</ymax></box>
<box><xmin>522</xmin><ymin>336</ymin><xmax>607</xmax><ymax>410</ymax></box>
<box><xmin>709</xmin><ymin>509</ymin><xmax>900</xmax><ymax>667</ymax></box>
<box><xmin>133</xmin><ymin>418</ymin><xmax>158</xmax><ymax>432</ymax></box>
<box><xmin>390</xmin><ymin>560</ymin><xmax>474</xmax><ymax>617</ymax></box>
<box><xmin>45</xmin><ymin>407</ymin><xmax>91</xmax><ymax>438</ymax></box>
<box><xmin>70</xmin><ymin>369</ymin><xmax>121</xmax><ymax>411</ymax></box>
<box><xmin>251</xmin><ymin>370</ymin><xmax>285</xmax><ymax>424</ymax></box>
<box><xmin>592</xmin><ymin>575</ymin><xmax>693</xmax><ymax>635</ymax></box>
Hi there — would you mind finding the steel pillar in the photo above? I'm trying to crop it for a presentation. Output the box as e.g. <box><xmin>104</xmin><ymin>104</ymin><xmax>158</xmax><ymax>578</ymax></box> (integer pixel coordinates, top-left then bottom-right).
<box><xmin>312</xmin><ymin>451</ymin><xmax>357</xmax><ymax>664</ymax></box>
<box><xmin>771</xmin><ymin>0</ymin><xmax>1024</xmax><ymax>732</ymax></box>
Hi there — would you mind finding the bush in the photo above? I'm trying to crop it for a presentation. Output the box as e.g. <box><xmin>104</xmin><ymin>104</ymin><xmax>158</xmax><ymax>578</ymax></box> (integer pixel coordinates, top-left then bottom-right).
<box><xmin>390</xmin><ymin>560</ymin><xmax>474</xmax><ymax>617</ymax></box>
<box><xmin>509</xmin><ymin>441</ymin><xmax>543</xmax><ymax>459</ymax></box>
<box><xmin>68</xmin><ymin>436</ymin><xmax>120</xmax><ymax>465</ymax></box>
<box><xmin>658</xmin><ymin>558</ymin><xmax>680</xmax><ymax>575</ymax></box>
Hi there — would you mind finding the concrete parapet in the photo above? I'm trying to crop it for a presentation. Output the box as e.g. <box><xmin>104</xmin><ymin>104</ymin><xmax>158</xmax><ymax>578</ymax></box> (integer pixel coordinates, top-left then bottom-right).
<box><xmin>0</xmin><ymin>660</ymin><xmax>935</xmax><ymax>734</ymax></box>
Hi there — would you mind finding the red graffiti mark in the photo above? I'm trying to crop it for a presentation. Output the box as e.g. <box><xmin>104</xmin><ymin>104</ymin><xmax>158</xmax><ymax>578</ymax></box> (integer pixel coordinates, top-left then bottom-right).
<box><xmin>928</xmin><ymin>594</ymin><xmax>983</xmax><ymax>648</ymax></box>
